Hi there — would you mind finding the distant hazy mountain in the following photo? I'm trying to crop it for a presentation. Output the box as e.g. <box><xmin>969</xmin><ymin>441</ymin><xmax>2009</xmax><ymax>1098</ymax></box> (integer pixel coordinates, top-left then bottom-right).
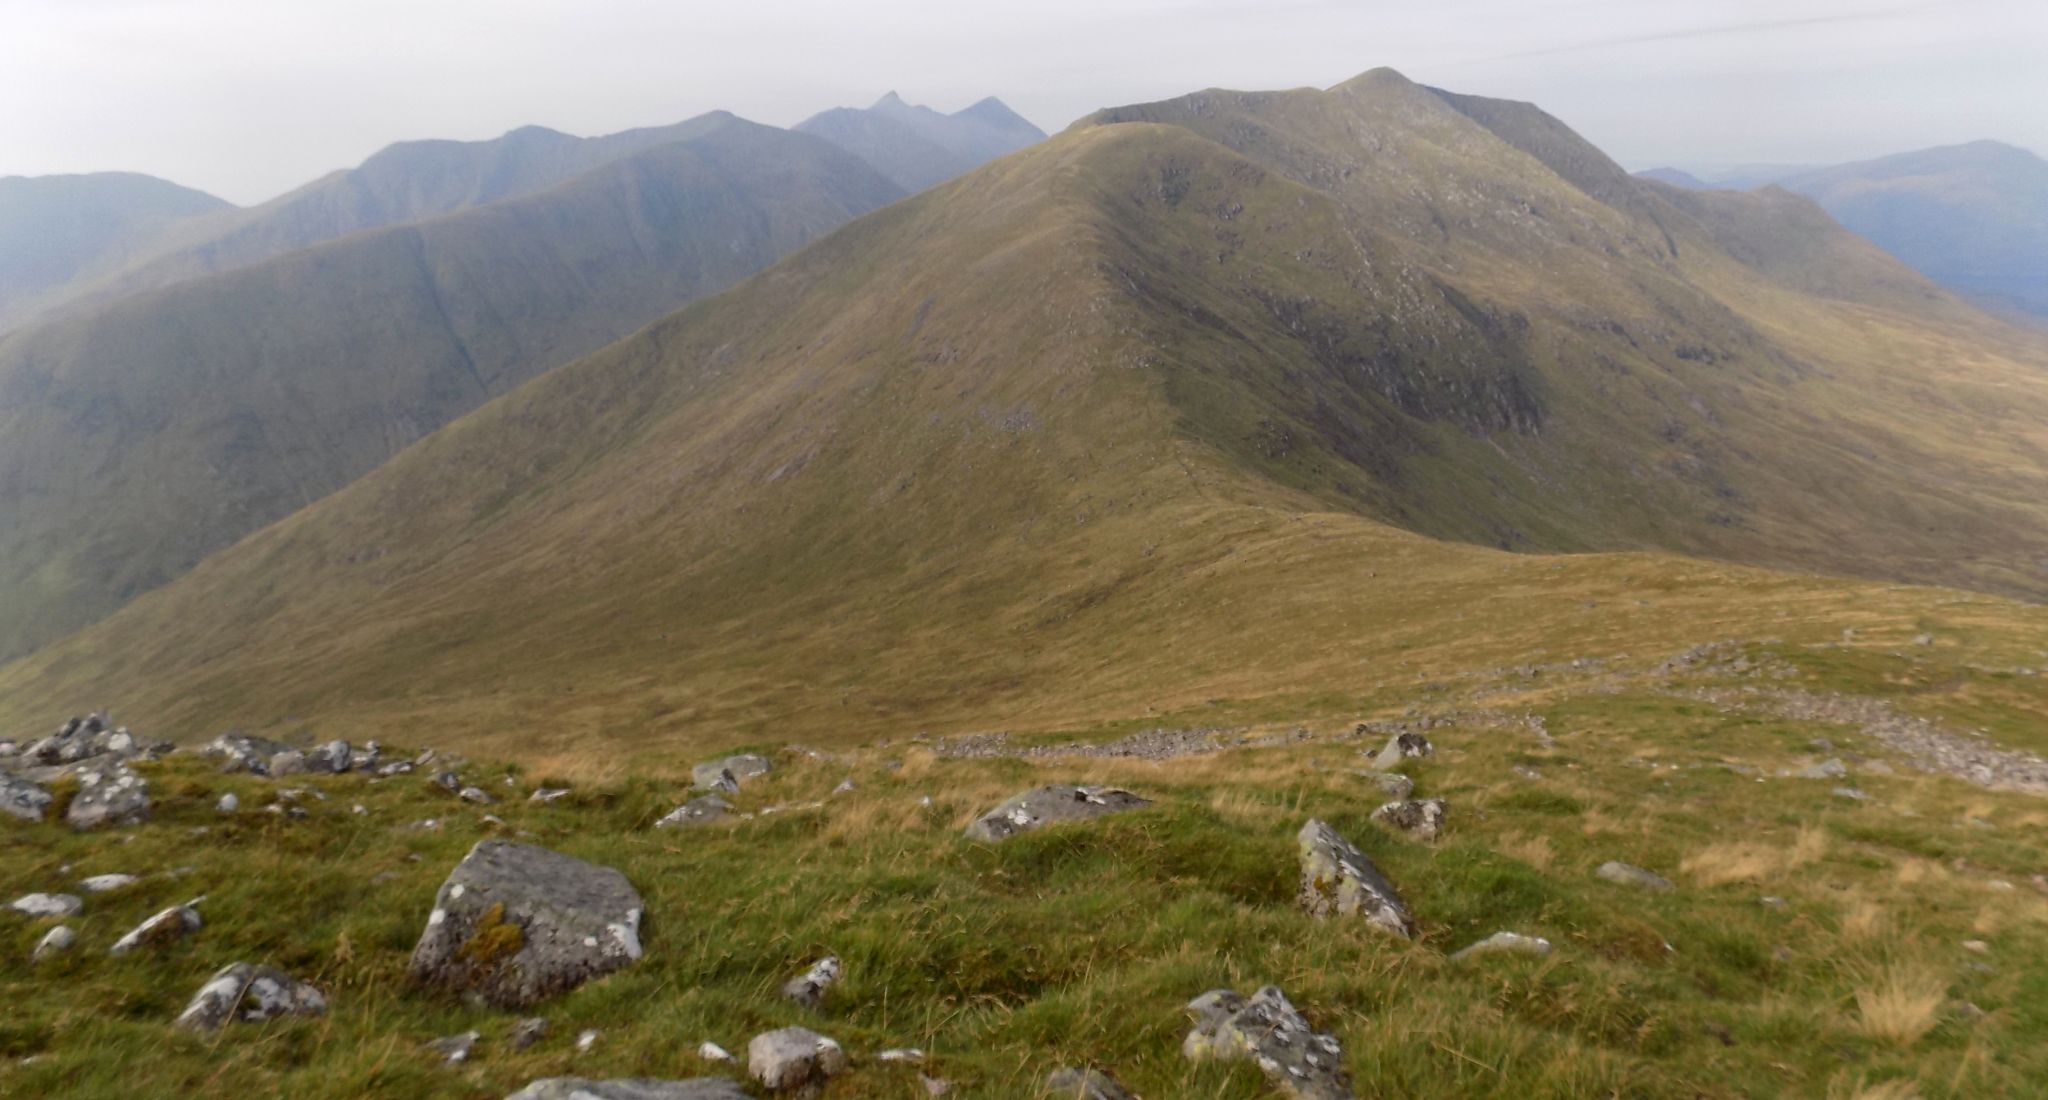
<box><xmin>1639</xmin><ymin>141</ymin><xmax>2048</xmax><ymax>315</ymax></box>
<box><xmin>4</xmin><ymin>113</ymin><xmax>739</xmax><ymax>334</ymax></box>
<box><xmin>796</xmin><ymin>92</ymin><xmax>1046</xmax><ymax>191</ymax></box>
<box><xmin>1635</xmin><ymin>166</ymin><xmax>1709</xmax><ymax>190</ymax></box>
<box><xmin>0</xmin><ymin>172</ymin><xmax>231</xmax><ymax>331</ymax></box>
<box><xmin>0</xmin><ymin>115</ymin><xmax>902</xmax><ymax>660</ymax></box>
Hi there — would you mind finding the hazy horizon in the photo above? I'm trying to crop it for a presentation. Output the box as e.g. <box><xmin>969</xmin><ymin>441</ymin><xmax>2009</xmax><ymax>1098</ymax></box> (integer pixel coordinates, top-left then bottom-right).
<box><xmin>6</xmin><ymin>0</ymin><xmax>2045</xmax><ymax>206</ymax></box>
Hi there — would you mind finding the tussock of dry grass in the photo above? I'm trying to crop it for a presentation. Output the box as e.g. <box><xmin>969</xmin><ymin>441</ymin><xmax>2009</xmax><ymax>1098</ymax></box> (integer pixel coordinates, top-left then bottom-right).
<box><xmin>1852</xmin><ymin>963</ymin><xmax>1948</xmax><ymax>1046</ymax></box>
<box><xmin>1681</xmin><ymin>824</ymin><xmax>1829</xmax><ymax>887</ymax></box>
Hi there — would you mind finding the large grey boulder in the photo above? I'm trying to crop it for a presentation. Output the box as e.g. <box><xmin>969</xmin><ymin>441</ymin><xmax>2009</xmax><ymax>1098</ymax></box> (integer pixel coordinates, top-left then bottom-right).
<box><xmin>505</xmin><ymin>1080</ymin><xmax>750</xmax><ymax>1100</ymax></box>
<box><xmin>1296</xmin><ymin>819</ymin><xmax>1414</xmax><ymax>938</ymax></box>
<box><xmin>748</xmin><ymin>1027</ymin><xmax>846</xmax><ymax>1092</ymax></box>
<box><xmin>111</xmin><ymin>898</ymin><xmax>203</xmax><ymax>954</ymax></box>
<box><xmin>656</xmin><ymin>795</ymin><xmax>732</xmax><ymax>829</ymax></box>
<box><xmin>1045</xmin><ymin>1067</ymin><xmax>1134</xmax><ymax>1099</ymax></box>
<box><xmin>1183</xmin><ymin>986</ymin><xmax>1352</xmax><ymax>1100</ymax></box>
<box><xmin>409</xmin><ymin>840</ymin><xmax>644</xmax><ymax>1008</ymax></box>
<box><xmin>1594</xmin><ymin>861</ymin><xmax>1674</xmax><ymax>892</ymax></box>
<box><xmin>964</xmin><ymin>785</ymin><xmax>1152</xmax><ymax>842</ymax></box>
<box><xmin>1369</xmin><ymin>798</ymin><xmax>1446</xmax><ymax>842</ymax></box>
<box><xmin>175</xmin><ymin>962</ymin><xmax>326</xmax><ymax>1031</ymax></box>
<box><xmin>1</xmin><ymin>775</ymin><xmax>52</xmax><ymax>822</ymax></box>
<box><xmin>693</xmin><ymin>754</ymin><xmax>772</xmax><ymax>792</ymax></box>
<box><xmin>66</xmin><ymin>762</ymin><xmax>149</xmax><ymax>829</ymax></box>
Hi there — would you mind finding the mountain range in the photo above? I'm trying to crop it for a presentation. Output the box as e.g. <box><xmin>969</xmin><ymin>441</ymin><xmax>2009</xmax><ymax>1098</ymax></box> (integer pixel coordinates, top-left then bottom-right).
<box><xmin>0</xmin><ymin>171</ymin><xmax>231</xmax><ymax>332</ymax></box>
<box><xmin>796</xmin><ymin>91</ymin><xmax>1048</xmax><ymax>191</ymax></box>
<box><xmin>1640</xmin><ymin>140</ymin><xmax>2048</xmax><ymax>317</ymax></box>
<box><xmin>4</xmin><ymin>69</ymin><xmax>2045</xmax><ymax>754</ymax></box>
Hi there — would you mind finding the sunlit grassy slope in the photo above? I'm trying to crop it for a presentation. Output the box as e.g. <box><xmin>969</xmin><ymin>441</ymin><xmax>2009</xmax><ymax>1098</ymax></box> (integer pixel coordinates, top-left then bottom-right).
<box><xmin>6</xmin><ymin>630</ymin><xmax>2048</xmax><ymax>1098</ymax></box>
<box><xmin>4</xmin><ymin>71</ymin><xmax>2048</xmax><ymax>767</ymax></box>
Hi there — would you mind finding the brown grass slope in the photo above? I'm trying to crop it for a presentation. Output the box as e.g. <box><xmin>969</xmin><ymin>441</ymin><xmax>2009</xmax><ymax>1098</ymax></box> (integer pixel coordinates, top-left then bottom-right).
<box><xmin>0</xmin><ymin>117</ymin><xmax>902</xmax><ymax>661</ymax></box>
<box><xmin>4</xmin><ymin>72</ymin><xmax>2048</xmax><ymax>761</ymax></box>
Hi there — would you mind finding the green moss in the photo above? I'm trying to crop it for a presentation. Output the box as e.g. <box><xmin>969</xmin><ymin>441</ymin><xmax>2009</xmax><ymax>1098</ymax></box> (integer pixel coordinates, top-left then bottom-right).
<box><xmin>455</xmin><ymin>903</ymin><xmax>524</xmax><ymax>969</ymax></box>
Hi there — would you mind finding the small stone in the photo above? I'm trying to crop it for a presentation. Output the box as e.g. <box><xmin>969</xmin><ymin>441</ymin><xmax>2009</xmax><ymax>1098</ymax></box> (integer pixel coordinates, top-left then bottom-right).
<box><xmin>1759</xmin><ymin>896</ymin><xmax>1788</xmax><ymax>908</ymax></box>
<box><xmin>963</xmin><ymin>785</ymin><xmax>1151</xmax><ymax>842</ymax></box>
<box><xmin>831</xmin><ymin>778</ymin><xmax>857</xmax><ymax>795</ymax></box>
<box><xmin>111</xmin><ymin>899</ymin><xmax>203</xmax><ymax>954</ymax></box>
<box><xmin>1790</xmin><ymin>758</ymin><xmax>1848</xmax><ymax>780</ymax></box>
<box><xmin>920</xmin><ymin>1074</ymin><xmax>952</xmax><ymax>1096</ymax></box>
<box><xmin>1449</xmin><ymin>930</ymin><xmax>1553</xmax><ymax>961</ymax></box>
<box><xmin>1962</xmin><ymin>940</ymin><xmax>1990</xmax><ymax>954</ymax></box>
<box><xmin>578</xmin><ymin>1029</ymin><xmax>602</xmax><ymax>1052</ymax></box>
<box><xmin>1365</xmin><ymin>772</ymin><xmax>1414</xmax><ymax>799</ymax></box>
<box><xmin>876</xmin><ymin>1049</ymin><xmax>924</xmax><ymax>1063</ymax></box>
<box><xmin>1595</xmin><ymin>861</ymin><xmax>1674</xmax><ymax>891</ymax></box>
<box><xmin>511</xmin><ymin>1017</ymin><xmax>551</xmax><ymax>1050</ymax></box>
<box><xmin>307</xmin><ymin>739</ymin><xmax>353</xmax><ymax>774</ymax></box>
<box><xmin>1832</xmin><ymin>787</ymin><xmax>1870</xmax><ymax>801</ymax></box>
<box><xmin>9</xmin><ymin>892</ymin><xmax>83</xmax><ymax>918</ymax></box>
<box><xmin>781</xmin><ymin>956</ymin><xmax>841</xmax><ymax>1009</ymax></box>
<box><xmin>1045</xmin><ymin>1067</ymin><xmax>1134</xmax><ymax>1100</ymax></box>
<box><xmin>268</xmin><ymin>750</ymin><xmax>307</xmax><ymax>778</ymax></box>
<box><xmin>31</xmin><ymin>925</ymin><xmax>76</xmax><ymax>962</ymax></box>
<box><xmin>747</xmin><ymin>1027</ymin><xmax>847</xmax><ymax>1092</ymax></box>
<box><xmin>0</xmin><ymin>775</ymin><xmax>52</xmax><ymax>822</ymax></box>
<box><xmin>216</xmin><ymin>792</ymin><xmax>240</xmax><ymax>814</ymax></box>
<box><xmin>1369</xmin><ymin>798</ymin><xmax>1446</xmax><ymax>842</ymax></box>
<box><xmin>530</xmin><ymin>788</ymin><xmax>573</xmax><ymax>804</ymax></box>
<box><xmin>459</xmin><ymin>787</ymin><xmax>496</xmax><ymax>805</ymax></box>
<box><xmin>698</xmin><ymin>1041</ymin><xmax>735</xmax><ymax>1062</ymax></box>
<box><xmin>655</xmin><ymin>795</ymin><xmax>732</xmax><ymax>829</ymax></box>
<box><xmin>428</xmin><ymin>1031</ymin><xmax>480</xmax><ymax>1064</ymax></box>
<box><xmin>174</xmin><ymin>962</ymin><xmax>324</xmax><ymax>1031</ymax></box>
<box><xmin>78</xmin><ymin>873</ymin><xmax>138</xmax><ymax>893</ymax></box>
<box><xmin>693</xmin><ymin>754</ymin><xmax>772</xmax><ymax>792</ymax></box>
<box><xmin>1296</xmin><ymin>819</ymin><xmax>1413</xmax><ymax>938</ymax></box>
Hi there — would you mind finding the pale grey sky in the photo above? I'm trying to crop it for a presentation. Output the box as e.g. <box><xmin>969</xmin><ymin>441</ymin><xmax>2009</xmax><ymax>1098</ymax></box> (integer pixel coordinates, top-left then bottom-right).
<box><xmin>3</xmin><ymin>0</ymin><xmax>2042</xmax><ymax>204</ymax></box>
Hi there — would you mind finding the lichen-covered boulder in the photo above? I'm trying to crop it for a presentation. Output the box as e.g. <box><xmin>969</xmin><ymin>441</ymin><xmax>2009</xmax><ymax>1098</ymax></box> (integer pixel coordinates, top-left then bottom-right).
<box><xmin>1369</xmin><ymin>798</ymin><xmax>1446</xmax><ymax>842</ymax></box>
<box><xmin>1045</xmin><ymin>1067</ymin><xmax>1134</xmax><ymax>1099</ymax></box>
<box><xmin>504</xmin><ymin>1080</ymin><xmax>750</xmax><ymax>1100</ymax></box>
<box><xmin>656</xmin><ymin>795</ymin><xmax>732</xmax><ymax>829</ymax></box>
<box><xmin>1368</xmin><ymin>732</ymin><xmax>1433</xmax><ymax>771</ymax></box>
<box><xmin>409</xmin><ymin>840</ymin><xmax>644</xmax><ymax>1008</ymax></box>
<box><xmin>1182</xmin><ymin>986</ymin><xmax>1352</xmax><ymax>1100</ymax></box>
<box><xmin>307</xmin><ymin>739</ymin><xmax>353</xmax><ymax>774</ymax></box>
<box><xmin>111</xmin><ymin>898</ymin><xmax>203</xmax><ymax>954</ymax></box>
<box><xmin>175</xmin><ymin>962</ymin><xmax>326</xmax><ymax>1031</ymax></box>
<box><xmin>66</xmin><ymin>762</ymin><xmax>149</xmax><ymax>829</ymax></box>
<box><xmin>693</xmin><ymin>754</ymin><xmax>772</xmax><ymax>792</ymax></box>
<box><xmin>1594</xmin><ymin>861</ymin><xmax>1674</xmax><ymax>891</ymax></box>
<box><xmin>1296</xmin><ymin>819</ymin><xmax>1413</xmax><ymax>938</ymax></box>
<box><xmin>1</xmin><ymin>775</ymin><xmax>52</xmax><ymax>822</ymax></box>
<box><xmin>964</xmin><ymin>785</ymin><xmax>1151</xmax><ymax>842</ymax></box>
<box><xmin>748</xmin><ymin>1027</ymin><xmax>846</xmax><ymax>1092</ymax></box>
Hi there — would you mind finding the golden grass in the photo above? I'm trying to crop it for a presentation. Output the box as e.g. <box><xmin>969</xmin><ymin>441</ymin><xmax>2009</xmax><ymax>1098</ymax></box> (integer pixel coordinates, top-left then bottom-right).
<box><xmin>1852</xmin><ymin>963</ymin><xmax>1949</xmax><ymax>1046</ymax></box>
<box><xmin>1680</xmin><ymin>825</ymin><xmax>1830</xmax><ymax>887</ymax></box>
<box><xmin>1841</xmin><ymin>898</ymin><xmax>1889</xmax><ymax>943</ymax></box>
<box><xmin>1827</xmin><ymin>1076</ymin><xmax>1924</xmax><ymax>1100</ymax></box>
<box><xmin>1496</xmin><ymin>832</ymin><xmax>1557</xmax><ymax>871</ymax></box>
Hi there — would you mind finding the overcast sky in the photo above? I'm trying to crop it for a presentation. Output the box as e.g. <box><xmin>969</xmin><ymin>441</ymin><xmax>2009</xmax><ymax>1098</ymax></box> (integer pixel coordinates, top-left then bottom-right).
<box><xmin>4</xmin><ymin>0</ymin><xmax>2042</xmax><ymax>205</ymax></box>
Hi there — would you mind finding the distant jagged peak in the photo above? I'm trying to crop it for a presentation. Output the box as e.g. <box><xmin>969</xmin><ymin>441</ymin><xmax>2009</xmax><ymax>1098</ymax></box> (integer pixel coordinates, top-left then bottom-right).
<box><xmin>871</xmin><ymin>90</ymin><xmax>912</xmax><ymax>111</ymax></box>
<box><xmin>1331</xmin><ymin>65</ymin><xmax>1419</xmax><ymax>93</ymax></box>
<box><xmin>953</xmin><ymin>96</ymin><xmax>1044</xmax><ymax>136</ymax></box>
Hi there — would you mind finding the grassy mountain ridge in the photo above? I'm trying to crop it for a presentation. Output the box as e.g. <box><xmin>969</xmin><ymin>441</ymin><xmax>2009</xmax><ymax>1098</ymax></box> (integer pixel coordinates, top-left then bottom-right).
<box><xmin>0</xmin><ymin>116</ymin><xmax>903</xmax><ymax>661</ymax></box>
<box><xmin>0</xmin><ymin>172</ymin><xmax>231</xmax><ymax>331</ymax></box>
<box><xmin>5</xmin><ymin>73</ymin><xmax>2048</xmax><ymax>764</ymax></box>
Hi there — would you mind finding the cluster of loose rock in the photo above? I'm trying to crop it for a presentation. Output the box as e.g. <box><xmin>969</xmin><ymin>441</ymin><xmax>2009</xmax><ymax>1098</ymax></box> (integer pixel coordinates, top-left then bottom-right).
<box><xmin>0</xmin><ymin>712</ymin><xmax>170</xmax><ymax>829</ymax></box>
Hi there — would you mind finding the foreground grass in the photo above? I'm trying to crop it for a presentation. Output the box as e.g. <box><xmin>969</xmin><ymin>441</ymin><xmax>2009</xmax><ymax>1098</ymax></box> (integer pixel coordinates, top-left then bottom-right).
<box><xmin>6</xmin><ymin>644</ymin><xmax>2048</xmax><ymax>1098</ymax></box>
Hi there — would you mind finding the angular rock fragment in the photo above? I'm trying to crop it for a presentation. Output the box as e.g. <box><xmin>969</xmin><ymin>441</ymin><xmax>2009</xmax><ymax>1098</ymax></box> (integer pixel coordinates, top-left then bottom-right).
<box><xmin>781</xmin><ymin>956</ymin><xmax>841</xmax><ymax>1009</ymax></box>
<box><xmin>963</xmin><ymin>785</ymin><xmax>1151</xmax><ymax>842</ymax></box>
<box><xmin>217</xmin><ymin>792</ymin><xmax>240</xmax><ymax>814</ymax></box>
<box><xmin>175</xmin><ymin>962</ymin><xmax>326</xmax><ymax>1031</ymax></box>
<box><xmin>1183</xmin><ymin>986</ymin><xmax>1352</xmax><ymax>1100</ymax></box>
<box><xmin>409</xmin><ymin>840</ymin><xmax>644</xmax><ymax>1008</ymax></box>
<box><xmin>429</xmin><ymin>1030</ymin><xmax>480</xmax><ymax>1064</ymax></box>
<box><xmin>511</xmin><ymin>1017</ymin><xmax>551</xmax><ymax>1051</ymax></box>
<box><xmin>748</xmin><ymin>1027</ymin><xmax>846</xmax><ymax>1092</ymax></box>
<box><xmin>111</xmin><ymin>898</ymin><xmax>203</xmax><ymax>954</ymax></box>
<box><xmin>698</xmin><ymin>1041</ymin><xmax>736</xmax><ymax>1063</ymax></box>
<box><xmin>1368</xmin><ymin>732</ymin><xmax>1433</xmax><ymax>771</ymax></box>
<box><xmin>307</xmin><ymin>739</ymin><xmax>353</xmax><ymax>774</ymax></box>
<box><xmin>1</xmin><ymin>774</ymin><xmax>52</xmax><ymax>822</ymax></box>
<box><xmin>1296</xmin><ymin>819</ymin><xmax>1413</xmax><ymax>937</ymax></box>
<box><xmin>203</xmin><ymin>733</ymin><xmax>293</xmax><ymax>775</ymax></box>
<box><xmin>10</xmin><ymin>892</ymin><xmax>83</xmax><ymax>918</ymax></box>
<box><xmin>693</xmin><ymin>754</ymin><xmax>772</xmax><ymax>792</ymax></box>
<box><xmin>504</xmin><ymin>1080</ymin><xmax>750</xmax><ymax>1100</ymax></box>
<box><xmin>1369</xmin><ymin>798</ymin><xmax>1446</xmax><ymax>842</ymax></box>
<box><xmin>1449</xmin><ymin>931</ymin><xmax>1553</xmax><ymax>962</ymax></box>
<box><xmin>78</xmin><ymin>873</ymin><xmax>138</xmax><ymax>893</ymax></box>
<box><xmin>530</xmin><ymin>788</ymin><xmax>573</xmax><ymax>804</ymax></box>
<box><xmin>1594</xmin><ymin>861</ymin><xmax>1674</xmax><ymax>891</ymax></box>
<box><xmin>31</xmin><ymin>925</ymin><xmax>76</xmax><ymax>962</ymax></box>
<box><xmin>655</xmin><ymin>795</ymin><xmax>731</xmax><ymax>829</ymax></box>
<box><xmin>1364</xmin><ymin>772</ymin><xmax>1414</xmax><ymax>800</ymax></box>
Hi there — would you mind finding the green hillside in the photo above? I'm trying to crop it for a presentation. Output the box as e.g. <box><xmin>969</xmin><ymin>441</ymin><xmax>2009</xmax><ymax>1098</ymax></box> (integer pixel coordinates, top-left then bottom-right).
<box><xmin>4</xmin><ymin>71</ymin><xmax>2047</xmax><ymax>764</ymax></box>
<box><xmin>0</xmin><ymin>117</ymin><xmax>902</xmax><ymax>661</ymax></box>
